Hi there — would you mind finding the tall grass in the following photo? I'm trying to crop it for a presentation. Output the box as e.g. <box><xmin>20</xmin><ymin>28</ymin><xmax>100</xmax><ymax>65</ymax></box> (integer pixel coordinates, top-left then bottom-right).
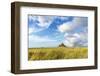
<box><xmin>28</xmin><ymin>47</ymin><xmax>88</xmax><ymax>60</ymax></box>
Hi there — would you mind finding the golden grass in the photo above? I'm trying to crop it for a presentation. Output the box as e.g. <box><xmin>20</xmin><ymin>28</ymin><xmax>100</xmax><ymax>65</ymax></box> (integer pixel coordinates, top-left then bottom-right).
<box><xmin>28</xmin><ymin>47</ymin><xmax>88</xmax><ymax>60</ymax></box>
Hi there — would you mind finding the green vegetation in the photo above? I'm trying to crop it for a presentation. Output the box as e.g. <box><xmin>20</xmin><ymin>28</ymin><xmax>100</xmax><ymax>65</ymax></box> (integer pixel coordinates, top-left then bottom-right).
<box><xmin>28</xmin><ymin>47</ymin><xmax>88</xmax><ymax>60</ymax></box>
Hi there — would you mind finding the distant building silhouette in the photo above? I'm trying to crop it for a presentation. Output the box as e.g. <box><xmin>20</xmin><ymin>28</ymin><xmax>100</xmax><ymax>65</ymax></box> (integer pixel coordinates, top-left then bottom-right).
<box><xmin>59</xmin><ymin>43</ymin><xmax>66</xmax><ymax>47</ymax></box>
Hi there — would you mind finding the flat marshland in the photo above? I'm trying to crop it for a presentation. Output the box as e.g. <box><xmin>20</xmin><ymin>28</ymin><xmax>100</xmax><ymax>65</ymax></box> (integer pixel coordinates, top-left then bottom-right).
<box><xmin>28</xmin><ymin>47</ymin><xmax>88</xmax><ymax>60</ymax></box>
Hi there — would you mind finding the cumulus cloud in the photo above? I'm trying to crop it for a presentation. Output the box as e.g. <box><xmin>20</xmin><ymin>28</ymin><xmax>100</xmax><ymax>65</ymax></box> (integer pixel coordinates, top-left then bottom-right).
<box><xmin>64</xmin><ymin>33</ymin><xmax>79</xmax><ymax>47</ymax></box>
<box><xmin>37</xmin><ymin>16</ymin><xmax>54</xmax><ymax>28</ymax></box>
<box><xmin>63</xmin><ymin>32</ymin><xmax>88</xmax><ymax>47</ymax></box>
<box><xmin>28</xmin><ymin>15</ymin><xmax>56</xmax><ymax>33</ymax></box>
<box><xmin>58</xmin><ymin>22</ymin><xmax>72</xmax><ymax>33</ymax></box>
<box><xmin>58</xmin><ymin>17</ymin><xmax>87</xmax><ymax>33</ymax></box>
<box><xmin>29</xmin><ymin>15</ymin><xmax>54</xmax><ymax>28</ymax></box>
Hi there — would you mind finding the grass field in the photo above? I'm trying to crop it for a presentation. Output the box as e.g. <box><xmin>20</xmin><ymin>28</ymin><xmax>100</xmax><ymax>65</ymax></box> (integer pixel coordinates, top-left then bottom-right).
<box><xmin>28</xmin><ymin>47</ymin><xmax>88</xmax><ymax>60</ymax></box>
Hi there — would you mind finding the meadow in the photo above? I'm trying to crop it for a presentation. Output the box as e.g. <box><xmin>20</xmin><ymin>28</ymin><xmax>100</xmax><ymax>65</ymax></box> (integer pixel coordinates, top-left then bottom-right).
<box><xmin>28</xmin><ymin>47</ymin><xmax>88</xmax><ymax>60</ymax></box>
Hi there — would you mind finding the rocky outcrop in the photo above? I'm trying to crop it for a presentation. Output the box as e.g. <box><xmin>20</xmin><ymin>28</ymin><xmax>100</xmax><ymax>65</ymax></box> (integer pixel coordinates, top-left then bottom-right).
<box><xmin>59</xmin><ymin>43</ymin><xmax>66</xmax><ymax>47</ymax></box>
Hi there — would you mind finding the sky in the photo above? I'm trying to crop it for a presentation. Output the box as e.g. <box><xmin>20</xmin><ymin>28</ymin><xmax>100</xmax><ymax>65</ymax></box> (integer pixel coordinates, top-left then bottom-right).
<box><xmin>28</xmin><ymin>15</ymin><xmax>88</xmax><ymax>48</ymax></box>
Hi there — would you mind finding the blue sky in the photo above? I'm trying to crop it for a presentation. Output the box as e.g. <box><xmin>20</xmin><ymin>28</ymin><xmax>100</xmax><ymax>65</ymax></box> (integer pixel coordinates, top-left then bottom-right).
<box><xmin>28</xmin><ymin>15</ymin><xmax>88</xmax><ymax>48</ymax></box>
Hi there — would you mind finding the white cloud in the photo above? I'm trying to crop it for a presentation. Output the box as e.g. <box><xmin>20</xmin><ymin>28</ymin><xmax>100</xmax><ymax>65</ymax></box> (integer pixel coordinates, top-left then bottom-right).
<box><xmin>29</xmin><ymin>15</ymin><xmax>37</xmax><ymax>21</ymax></box>
<box><xmin>73</xmin><ymin>33</ymin><xmax>80</xmax><ymax>38</ymax></box>
<box><xmin>58</xmin><ymin>17</ymin><xmax>87</xmax><ymax>33</ymax></box>
<box><xmin>63</xmin><ymin>32</ymin><xmax>88</xmax><ymax>47</ymax></box>
<box><xmin>29</xmin><ymin>27</ymin><xmax>45</xmax><ymax>34</ymax></box>
<box><xmin>57</xmin><ymin>16</ymin><xmax>69</xmax><ymax>21</ymax></box>
<box><xmin>64</xmin><ymin>33</ymin><xmax>79</xmax><ymax>47</ymax></box>
<box><xmin>58</xmin><ymin>22</ymin><xmax>72</xmax><ymax>33</ymax></box>
<box><xmin>28</xmin><ymin>16</ymin><xmax>56</xmax><ymax>33</ymax></box>
<box><xmin>29</xmin><ymin>28</ymin><xmax>34</xmax><ymax>34</ymax></box>
<box><xmin>29</xmin><ymin>15</ymin><xmax>55</xmax><ymax>28</ymax></box>
<box><xmin>37</xmin><ymin>16</ymin><xmax>54</xmax><ymax>28</ymax></box>
<box><xmin>64</xmin><ymin>33</ymin><xmax>69</xmax><ymax>37</ymax></box>
<box><xmin>29</xmin><ymin>34</ymin><xmax>57</xmax><ymax>42</ymax></box>
<box><xmin>64</xmin><ymin>40</ymin><xmax>74</xmax><ymax>47</ymax></box>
